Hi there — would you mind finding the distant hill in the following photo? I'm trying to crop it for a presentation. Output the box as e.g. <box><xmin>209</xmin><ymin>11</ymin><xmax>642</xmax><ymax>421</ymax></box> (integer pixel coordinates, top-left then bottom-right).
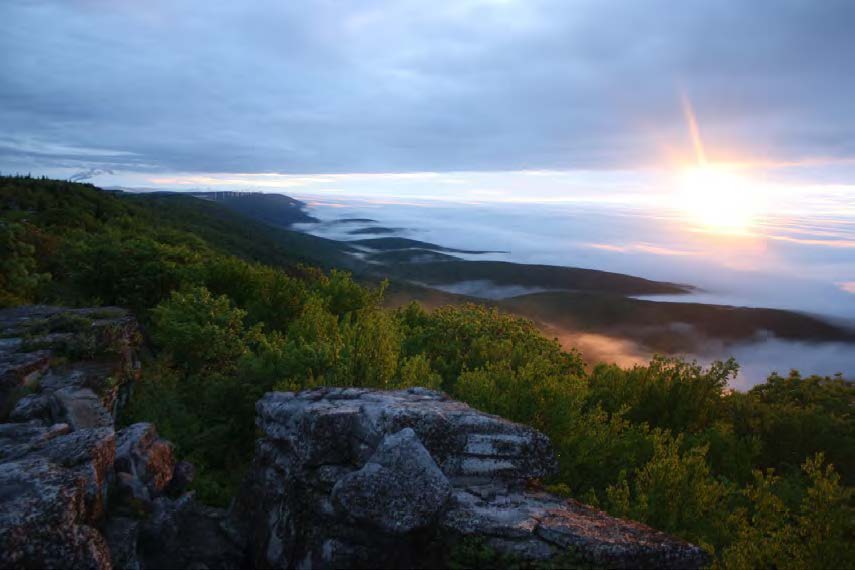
<box><xmin>499</xmin><ymin>291</ymin><xmax>855</xmax><ymax>351</ymax></box>
<box><xmin>129</xmin><ymin>193</ymin><xmax>357</xmax><ymax>270</ymax></box>
<box><xmin>350</xmin><ymin>237</ymin><xmax>504</xmax><ymax>254</ymax></box>
<box><xmin>365</xmin><ymin>249</ymin><xmax>461</xmax><ymax>264</ymax></box>
<box><xmin>383</xmin><ymin>260</ymin><xmax>692</xmax><ymax>296</ymax></box>
<box><xmin>188</xmin><ymin>191</ymin><xmax>318</xmax><ymax>227</ymax></box>
<box><xmin>346</xmin><ymin>226</ymin><xmax>403</xmax><ymax>235</ymax></box>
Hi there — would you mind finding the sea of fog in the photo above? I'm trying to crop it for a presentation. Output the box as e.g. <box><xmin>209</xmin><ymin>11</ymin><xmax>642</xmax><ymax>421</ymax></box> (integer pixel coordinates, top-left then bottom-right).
<box><xmin>293</xmin><ymin>197</ymin><xmax>855</xmax><ymax>388</ymax></box>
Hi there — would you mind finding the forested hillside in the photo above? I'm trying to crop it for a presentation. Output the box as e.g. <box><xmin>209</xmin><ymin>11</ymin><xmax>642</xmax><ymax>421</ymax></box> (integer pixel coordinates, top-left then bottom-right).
<box><xmin>1</xmin><ymin>176</ymin><xmax>852</xmax><ymax>568</ymax></box>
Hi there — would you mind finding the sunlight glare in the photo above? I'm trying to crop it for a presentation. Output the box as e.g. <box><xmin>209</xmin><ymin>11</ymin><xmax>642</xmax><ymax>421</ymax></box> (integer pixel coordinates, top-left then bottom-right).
<box><xmin>675</xmin><ymin>165</ymin><xmax>765</xmax><ymax>234</ymax></box>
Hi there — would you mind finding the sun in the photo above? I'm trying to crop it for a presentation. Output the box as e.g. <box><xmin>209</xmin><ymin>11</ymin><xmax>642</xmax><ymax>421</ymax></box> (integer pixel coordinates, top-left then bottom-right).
<box><xmin>672</xmin><ymin>94</ymin><xmax>766</xmax><ymax>235</ymax></box>
<box><xmin>674</xmin><ymin>164</ymin><xmax>764</xmax><ymax>234</ymax></box>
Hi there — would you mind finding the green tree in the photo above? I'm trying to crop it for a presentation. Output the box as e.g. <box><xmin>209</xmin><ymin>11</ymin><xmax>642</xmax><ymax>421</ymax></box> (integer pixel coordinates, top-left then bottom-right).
<box><xmin>0</xmin><ymin>221</ymin><xmax>49</xmax><ymax>306</ymax></box>
<box><xmin>152</xmin><ymin>286</ymin><xmax>249</xmax><ymax>374</ymax></box>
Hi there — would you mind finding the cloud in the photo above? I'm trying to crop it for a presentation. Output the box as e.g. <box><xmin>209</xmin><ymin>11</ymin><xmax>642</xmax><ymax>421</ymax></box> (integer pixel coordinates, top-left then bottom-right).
<box><xmin>1</xmin><ymin>0</ymin><xmax>855</xmax><ymax>177</ymax></box>
<box><xmin>69</xmin><ymin>168</ymin><xmax>115</xmax><ymax>182</ymax></box>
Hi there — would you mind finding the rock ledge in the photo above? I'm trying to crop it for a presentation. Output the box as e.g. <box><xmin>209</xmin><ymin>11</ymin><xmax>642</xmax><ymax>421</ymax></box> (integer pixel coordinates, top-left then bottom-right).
<box><xmin>232</xmin><ymin>387</ymin><xmax>710</xmax><ymax>569</ymax></box>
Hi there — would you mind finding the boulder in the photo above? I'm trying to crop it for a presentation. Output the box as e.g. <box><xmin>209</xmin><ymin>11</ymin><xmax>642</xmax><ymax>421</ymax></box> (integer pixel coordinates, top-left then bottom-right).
<box><xmin>232</xmin><ymin>388</ymin><xmax>711</xmax><ymax>569</ymax></box>
<box><xmin>51</xmin><ymin>387</ymin><xmax>115</xmax><ymax>430</ymax></box>
<box><xmin>331</xmin><ymin>428</ymin><xmax>452</xmax><ymax>534</ymax></box>
<box><xmin>0</xmin><ymin>430</ymin><xmax>115</xmax><ymax>570</ymax></box>
<box><xmin>0</xmin><ymin>349</ymin><xmax>51</xmax><ymax>409</ymax></box>
<box><xmin>115</xmin><ymin>422</ymin><xmax>176</xmax><ymax>495</ymax></box>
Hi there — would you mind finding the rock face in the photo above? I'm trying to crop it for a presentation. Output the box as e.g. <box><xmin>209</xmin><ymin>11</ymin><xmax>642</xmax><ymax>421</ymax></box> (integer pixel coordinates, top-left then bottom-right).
<box><xmin>115</xmin><ymin>422</ymin><xmax>176</xmax><ymax>496</ymax></box>
<box><xmin>0</xmin><ymin>422</ymin><xmax>115</xmax><ymax>569</ymax></box>
<box><xmin>232</xmin><ymin>388</ymin><xmax>710</xmax><ymax>569</ymax></box>
<box><xmin>0</xmin><ymin>306</ymin><xmax>242</xmax><ymax>570</ymax></box>
<box><xmin>0</xmin><ymin>305</ymin><xmax>141</xmax><ymax>425</ymax></box>
<box><xmin>331</xmin><ymin>427</ymin><xmax>452</xmax><ymax>535</ymax></box>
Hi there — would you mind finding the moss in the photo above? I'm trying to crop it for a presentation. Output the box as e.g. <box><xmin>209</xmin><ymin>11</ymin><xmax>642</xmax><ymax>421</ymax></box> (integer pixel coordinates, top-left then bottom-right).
<box><xmin>30</xmin><ymin>312</ymin><xmax>94</xmax><ymax>334</ymax></box>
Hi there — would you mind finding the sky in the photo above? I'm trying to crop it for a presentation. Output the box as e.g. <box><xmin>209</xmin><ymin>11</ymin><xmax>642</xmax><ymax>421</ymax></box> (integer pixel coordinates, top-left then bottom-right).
<box><xmin>2</xmin><ymin>0</ymin><xmax>855</xmax><ymax>189</ymax></box>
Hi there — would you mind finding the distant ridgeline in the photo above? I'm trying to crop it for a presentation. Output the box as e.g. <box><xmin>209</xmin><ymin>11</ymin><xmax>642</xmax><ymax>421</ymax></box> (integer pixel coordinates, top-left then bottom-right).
<box><xmin>188</xmin><ymin>190</ymin><xmax>320</xmax><ymax>227</ymax></box>
<box><xmin>0</xmin><ymin>175</ymin><xmax>852</xmax><ymax>569</ymax></box>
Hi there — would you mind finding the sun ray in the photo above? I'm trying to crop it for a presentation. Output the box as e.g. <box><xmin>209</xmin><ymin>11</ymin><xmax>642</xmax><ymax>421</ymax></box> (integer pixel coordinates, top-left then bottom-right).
<box><xmin>680</xmin><ymin>92</ymin><xmax>707</xmax><ymax>166</ymax></box>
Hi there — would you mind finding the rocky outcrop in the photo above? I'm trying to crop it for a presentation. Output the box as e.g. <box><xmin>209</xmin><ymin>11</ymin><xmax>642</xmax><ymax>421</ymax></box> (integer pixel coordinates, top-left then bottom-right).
<box><xmin>231</xmin><ymin>388</ymin><xmax>710</xmax><ymax>569</ymax></box>
<box><xmin>0</xmin><ymin>422</ymin><xmax>116</xmax><ymax>568</ymax></box>
<box><xmin>0</xmin><ymin>306</ymin><xmax>242</xmax><ymax>570</ymax></box>
<box><xmin>0</xmin><ymin>305</ymin><xmax>141</xmax><ymax>424</ymax></box>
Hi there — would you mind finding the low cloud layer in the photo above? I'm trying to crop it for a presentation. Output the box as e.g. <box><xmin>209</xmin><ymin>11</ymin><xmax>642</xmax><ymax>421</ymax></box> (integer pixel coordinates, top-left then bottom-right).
<box><xmin>69</xmin><ymin>168</ymin><xmax>115</xmax><ymax>182</ymax></box>
<box><xmin>2</xmin><ymin>0</ymin><xmax>855</xmax><ymax>179</ymax></box>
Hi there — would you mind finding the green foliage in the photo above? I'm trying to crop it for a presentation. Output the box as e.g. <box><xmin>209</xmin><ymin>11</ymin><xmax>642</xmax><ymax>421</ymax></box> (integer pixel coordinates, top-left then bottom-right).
<box><xmin>394</xmin><ymin>354</ymin><xmax>442</xmax><ymax>389</ymax></box>
<box><xmin>0</xmin><ymin>221</ymin><xmax>50</xmax><ymax>307</ymax></box>
<box><xmin>62</xmin><ymin>233</ymin><xmax>201</xmax><ymax>313</ymax></box>
<box><xmin>717</xmin><ymin>454</ymin><xmax>854</xmax><ymax>569</ymax></box>
<box><xmin>455</xmin><ymin>358</ymin><xmax>587</xmax><ymax>437</ymax></box>
<box><xmin>152</xmin><ymin>287</ymin><xmax>250</xmax><ymax>374</ymax></box>
<box><xmin>606</xmin><ymin>432</ymin><xmax>730</xmax><ymax>550</ymax></box>
<box><xmin>397</xmin><ymin>302</ymin><xmax>585</xmax><ymax>391</ymax></box>
<box><xmin>734</xmin><ymin>371</ymin><xmax>855</xmax><ymax>483</ymax></box>
<box><xmin>587</xmin><ymin>356</ymin><xmax>737</xmax><ymax>433</ymax></box>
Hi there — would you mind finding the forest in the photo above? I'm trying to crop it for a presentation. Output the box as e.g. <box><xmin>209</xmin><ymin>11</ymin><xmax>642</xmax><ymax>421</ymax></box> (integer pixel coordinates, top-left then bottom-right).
<box><xmin>1</xmin><ymin>176</ymin><xmax>852</xmax><ymax>568</ymax></box>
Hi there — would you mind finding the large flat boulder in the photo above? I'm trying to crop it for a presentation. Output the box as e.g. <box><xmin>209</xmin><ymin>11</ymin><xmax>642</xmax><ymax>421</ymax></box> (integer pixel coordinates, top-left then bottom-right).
<box><xmin>232</xmin><ymin>387</ymin><xmax>710</xmax><ymax>569</ymax></box>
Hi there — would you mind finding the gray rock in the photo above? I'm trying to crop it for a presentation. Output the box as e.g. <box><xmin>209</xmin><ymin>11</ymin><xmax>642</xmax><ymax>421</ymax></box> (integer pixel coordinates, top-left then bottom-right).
<box><xmin>0</xmin><ymin>421</ymin><xmax>71</xmax><ymax>461</ymax></box>
<box><xmin>51</xmin><ymin>387</ymin><xmax>114</xmax><ymax>430</ymax></box>
<box><xmin>332</xmin><ymin>428</ymin><xmax>451</xmax><ymax>534</ymax></box>
<box><xmin>0</xmin><ymin>305</ymin><xmax>157</xmax><ymax>570</ymax></box>
<box><xmin>115</xmin><ymin>422</ymin><xmax>176</xmax><ymax>495</ymax></box>
<box><xmin>116</xmin><ymin>470</ymin><xmax>153</xmax><ymax>510</ymax></box>
<box><xmin>9</xmin><ymin>392</ymin><xmax>51</xmax><ymax>424</ymax></box>
<box><xmin>255</xmin><ymin>387</ymin><xmax>557</xmax><ymax>482</ymax></box>
<box><xmin>30</xmin><ymin>426</ymin><xmax>116</xmax><ymax>521</ymax></box>
<box><xmin>0</xmin><ymin>349</ymin><xmax>51</xmax><ymax>411</ymax></box>
<box><xmin>0</xmin><ymin>422</ymin><xmax>115</xmax><ymax>524</ymax></box>
<box><xmin>0</xmin><ymin>456</ymin><xmax>112</xmax><ymax>569</ymax></box>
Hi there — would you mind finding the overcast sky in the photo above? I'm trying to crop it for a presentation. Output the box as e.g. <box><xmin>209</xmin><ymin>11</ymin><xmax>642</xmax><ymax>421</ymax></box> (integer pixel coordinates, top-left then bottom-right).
<box><xmin>1</xmin><ymin>0</ymin><xmax>854</xmax><ymax>185</ymax></box>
